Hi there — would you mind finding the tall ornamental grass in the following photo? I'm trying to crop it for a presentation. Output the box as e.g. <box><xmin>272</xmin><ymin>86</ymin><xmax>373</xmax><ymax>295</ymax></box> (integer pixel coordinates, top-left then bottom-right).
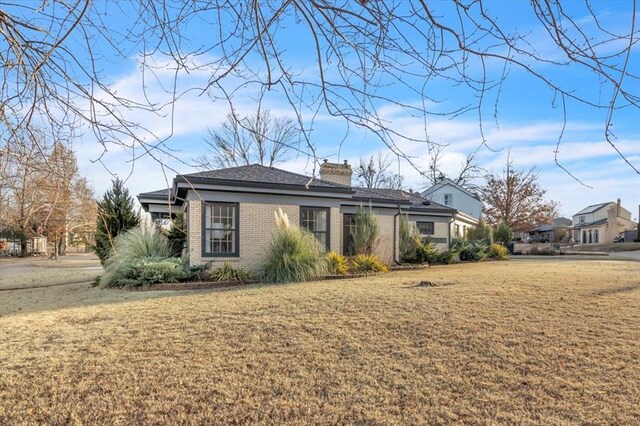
<box><xmin>399</xmin><ymin>216</ymin><xmax>420</xmax><ymax>261</ymax></box>
<box><xmin>351</xmin><ymin>205</ymin><xmax>380</xmax><ymax>255</ymax></box>
<box><xmin>99</xmin><ymin>227</ymin><xmax>172</xmax><ymax>288</ymax></box>
<box><xmin>261</xmin><ymin>209</ymin><xmax>328</xmax><ymax>283</ymax></box>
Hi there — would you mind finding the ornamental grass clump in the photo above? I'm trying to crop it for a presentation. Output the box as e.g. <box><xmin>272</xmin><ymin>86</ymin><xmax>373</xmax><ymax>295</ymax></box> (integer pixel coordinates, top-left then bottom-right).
<box><xmin>399</xmin><ymin>216</ymin><xmax>421</xmax><ymax>262</ymax></box>
<box><xmin>351</xmin><ymin>205</ymin><xmax>380</xmax><ymax>255</ymax></box>
<box><xmin>209</xmin><ymin>263</ymin><xmax>251</xmax><ymax>282</ymax></box>
<box><xmin>327</xmin><ymin>252</ymin><xmax>349</xmax><ymax>275</ymax></box>
<box><xmin>99</xmin><ymin>227</ymin><xmax>204</xmax><ymax>288</ymax></box>
<box><xmin>350</xmin><ymin>253</ymin><xmax>388</xmax><ymax>274</ymax></box>
<box><xmin>261</xmin><ymin>209</ymin><xmax>328</xmax><ymax>283</ymax></box>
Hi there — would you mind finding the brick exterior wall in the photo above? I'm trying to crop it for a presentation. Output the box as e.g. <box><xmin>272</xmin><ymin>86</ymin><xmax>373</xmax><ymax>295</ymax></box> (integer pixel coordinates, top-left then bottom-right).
<box><xmin>187</xmin><ymin>200</ymin><xmax>399</xmax><ymax>270</ymax></box>
<box><xmin>375</xmin><ymin>214</ymin><xmax>396</xmax><ymax>263</ymax></box>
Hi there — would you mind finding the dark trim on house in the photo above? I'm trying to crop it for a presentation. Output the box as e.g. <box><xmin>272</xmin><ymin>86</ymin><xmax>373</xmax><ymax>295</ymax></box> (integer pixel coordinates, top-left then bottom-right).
<box><xmin>300</xmin><ymin>206</ymin><xmax>331</xmax><ymax>251</ymax></box>
<box><xmin>201</xmin><ymin>202</ymin><xmax>240</xmax><ymax>258</ymax></box>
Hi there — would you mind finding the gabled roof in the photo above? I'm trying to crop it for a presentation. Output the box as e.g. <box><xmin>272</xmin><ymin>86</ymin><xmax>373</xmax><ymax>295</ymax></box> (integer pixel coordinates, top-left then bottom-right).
<box><xmin>180</xmin><ymin>164</ymin><xmax>351</xmax><ymax>192</ymax></box>
<box><xmin>573</xmin><ymin>202</ymin><xmax>613</xmax><ymax>216</ymax></box>
<box><xmin>422</xmin><ymin>178</ymin><xmax>482</xmax><ymax>201</ymax></box>
<box><xmin>360</xmin><ymin>188</ymin><xmax>456</xmax><ymax>212</ymax></box>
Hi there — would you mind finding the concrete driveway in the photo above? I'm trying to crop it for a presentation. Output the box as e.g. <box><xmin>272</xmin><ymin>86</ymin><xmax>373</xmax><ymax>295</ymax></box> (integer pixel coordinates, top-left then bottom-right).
<box><xmin>0</xmin><ymin>253</ymin><xmax>102</xmax><ymax>290</ymax></box>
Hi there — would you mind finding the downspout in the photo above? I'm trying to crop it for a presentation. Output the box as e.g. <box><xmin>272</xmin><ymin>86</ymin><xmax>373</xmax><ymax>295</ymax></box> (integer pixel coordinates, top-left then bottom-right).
<box><xmin>393</xmin><ymin>203</ymin><xmax>402</xmax><ymax>265</ymax></box>
<box><xmin>449</xmin><ymin>212</ymin><xmax>457</xmax><ymax>248</ymax></box>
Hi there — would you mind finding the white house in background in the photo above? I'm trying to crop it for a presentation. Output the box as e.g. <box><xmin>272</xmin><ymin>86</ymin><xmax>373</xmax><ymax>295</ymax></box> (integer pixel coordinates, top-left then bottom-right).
<box><xmin>422</xmin><ymin>178</ymin><xmax>484</xmax><ymax>220</ymax></box>
<box><xmin>570</xmin><ymin>199</ymin><xmax>636</xmax><ymax>244</ymax></box>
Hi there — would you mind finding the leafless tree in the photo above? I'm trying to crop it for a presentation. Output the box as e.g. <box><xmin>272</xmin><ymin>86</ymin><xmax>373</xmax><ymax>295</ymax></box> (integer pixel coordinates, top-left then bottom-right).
<box><xmin>480</xmin><ymin>154</ymin><xmax>559</xmax><ymax>232</ymax></box>
<box><xmin>1</xmin><ymin>1</ymin><xmax>639</xmax><ymax>182</ymax></box>
<box><xmin>196</xmin><ymin>108</ymin><xmax>298</xmax><ymax>169</ymax></box>
<box><xmin>354</xmin><ymin>153</ymin><xmax>403</xmax><ymax>189</ymax></box>
<box><xmin>425</xmin><ymin>145</ymin><xmax>484</xmax><ymax>191</ymax></box>
<box><xmin>0</xmin><ymin>130</ymin><xmax>94</xmax><ymax>257</ymax></box>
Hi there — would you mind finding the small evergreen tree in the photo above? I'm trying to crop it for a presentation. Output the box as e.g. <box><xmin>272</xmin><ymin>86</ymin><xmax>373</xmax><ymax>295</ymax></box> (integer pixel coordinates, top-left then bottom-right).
<box><xmin>493</xmin><ymin>221</ymin><xmax>514</xmax><ymax>244</ymax></box>
<box><xmin>93</xmin><ymin>179</ymin><xmax>140</xmax><ymax>264</ymax></box>
<box><xmin>467</xmin><ymin>218</ymin><xmax>493</xmax><ymax>245</ymax></box>
<box><xmin>166</xmin><ymin>211</ymin><xmax>186</xmax><ymax>257</ymax></box>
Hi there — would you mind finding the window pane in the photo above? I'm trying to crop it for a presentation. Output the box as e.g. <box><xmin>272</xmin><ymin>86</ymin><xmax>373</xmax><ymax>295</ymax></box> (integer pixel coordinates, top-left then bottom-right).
<box><xmin>417</xmin><ymin>221</ymin><xmax>434</xmax><ymax>235</ymax></box>
<box><xmin>301</xmin><ymin>208</ymin><xmax>329</xmax><ymax>248</ymax></box>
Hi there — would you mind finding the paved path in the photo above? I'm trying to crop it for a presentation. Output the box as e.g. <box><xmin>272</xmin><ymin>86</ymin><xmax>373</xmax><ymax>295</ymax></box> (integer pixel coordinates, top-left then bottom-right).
<box><xmin>610</xmin><ymin>250</ymin><xmax>640</xmax><ymax>261</ymax></box>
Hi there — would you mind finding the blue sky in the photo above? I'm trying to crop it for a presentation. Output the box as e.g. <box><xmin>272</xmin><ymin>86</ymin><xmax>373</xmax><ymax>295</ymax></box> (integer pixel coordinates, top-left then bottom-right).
<box><xmin>64</xmin><ymin>1</ymin><xmax>639</xmax><ymax>220</ymax></box>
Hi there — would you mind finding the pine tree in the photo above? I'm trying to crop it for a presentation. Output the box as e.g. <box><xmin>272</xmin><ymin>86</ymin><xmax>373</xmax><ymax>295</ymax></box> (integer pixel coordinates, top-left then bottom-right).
<box><xmin>93</xmin><ymin>179</ymin><xmax>140</xmax><ymax>264</ymax></box>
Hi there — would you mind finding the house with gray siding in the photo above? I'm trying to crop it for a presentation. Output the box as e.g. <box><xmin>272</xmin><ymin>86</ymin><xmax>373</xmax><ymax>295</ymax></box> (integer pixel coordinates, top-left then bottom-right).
<box><xmin>138</xmin><ymin>161</ymin><xmax>477</xmax><ymax>269</ymax></box>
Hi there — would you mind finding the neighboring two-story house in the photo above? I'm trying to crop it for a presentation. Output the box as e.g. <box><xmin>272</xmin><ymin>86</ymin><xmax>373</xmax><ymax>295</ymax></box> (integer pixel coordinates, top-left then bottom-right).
<box><xmin>421</xmin><ymin>178</ymin><xmax>483</xmax><ymax>239</ymax></box>
<box><xmin>570</xmin><ymin>199</ymin><xmax>636</xmax><ymax>244</ymax></box>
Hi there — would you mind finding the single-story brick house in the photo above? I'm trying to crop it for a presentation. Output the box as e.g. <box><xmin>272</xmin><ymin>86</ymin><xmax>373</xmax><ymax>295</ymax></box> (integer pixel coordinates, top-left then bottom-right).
<box><xmin>138</xmin><ymin>161</ymin><xmax>478</xmax><ymax>269</ymax></box>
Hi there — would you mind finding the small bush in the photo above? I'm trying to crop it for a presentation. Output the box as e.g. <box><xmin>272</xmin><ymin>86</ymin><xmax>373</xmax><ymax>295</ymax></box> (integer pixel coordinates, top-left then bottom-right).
<box><xmin>414</xmin><ymin>239</ymin><xmax>440</xmax><ymax>264</ymax></box>
<box><xmin>351</xmin><ymin>205</ymin><xmax>380</xmax><ymax>255</ymax></box>
<box><xmin>261</xmin><ymin>209</ymin><xmax>328</xmax><ymax>283</ymax></box>
<box><xmin>350</xmin><ymin>254</ymin><xmax>388</xmax><ymax>274</ymax></box>
<box><xmin>327</xmin><ymin>252</ymin><xmax>349</xmax><ymax>275</ymax></box>
<box><xmin>437</xmin><ymin>249</ymin><xmax>457</xmax><ymax>264</ymax></box>
<box><xmin>209</xmin><ymin>262</ymin><xmax>251</xmax><ymax>282</ymax></box>
<box><xmin>489</xmin><ymin>243</ymin><xmax>509</xmax><ymax>260</ymax></box>
<box><xmin>451</xmin><ymin>239</ymin><xmax>489</xmax><ymax>262</ymax></box>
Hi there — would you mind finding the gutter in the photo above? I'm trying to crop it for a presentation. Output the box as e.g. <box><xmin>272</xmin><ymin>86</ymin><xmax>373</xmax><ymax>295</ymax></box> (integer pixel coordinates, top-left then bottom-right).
<box><xmin>393</xmin><ymin>203</ymin><xmax>402</xmax><ymax>265</ymax></box>
<box><xmin>448</xmin><ymin>212</ymin><xmax>457</xmax><ymax>247</ymax></box>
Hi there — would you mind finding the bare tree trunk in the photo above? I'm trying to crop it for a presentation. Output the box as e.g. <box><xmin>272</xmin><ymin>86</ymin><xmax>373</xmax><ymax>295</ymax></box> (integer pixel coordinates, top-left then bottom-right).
<box><xmin>58</xmin><ymin>234</ymin><xmax>66</xmax><ymax>256</ymax></box>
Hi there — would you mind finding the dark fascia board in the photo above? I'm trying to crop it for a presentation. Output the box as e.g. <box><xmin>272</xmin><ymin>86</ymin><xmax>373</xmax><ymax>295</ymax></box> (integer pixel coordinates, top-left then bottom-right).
<box><xmin>351</xmin><ymin>196</ymin><xmax>412</xmax><ymax>205</ymax></box>
<box><xmin>137</xmin><ymin>194</ymin><xmax>182</xmax><ymax>213</ymax></box>
<box><xmin>402</xmin><ymin>207</ymin><xmax>455</xmax><ymax>217</ymax></box>
<box><xmin>175</xmin><ymin>175</ymin><xmax>355</xmax><ymax>195</ymax></box>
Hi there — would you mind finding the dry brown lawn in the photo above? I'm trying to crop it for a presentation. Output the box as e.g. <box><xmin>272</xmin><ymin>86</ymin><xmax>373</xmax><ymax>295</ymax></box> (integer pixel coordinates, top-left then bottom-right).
<box><xmin>1</xmin><ymin>258</ymin><xmax>639</xmax><ymax>424</ymax></box>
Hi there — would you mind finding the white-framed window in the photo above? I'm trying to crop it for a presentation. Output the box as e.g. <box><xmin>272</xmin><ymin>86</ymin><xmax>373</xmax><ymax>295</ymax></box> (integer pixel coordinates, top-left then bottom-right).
<box><xmin>444</xmin><ymin>194</ymin><xmax>453</xmax><ymax>206</ymax></box>
<box><xmin>579</xmin><ymin>216</ymin><xmax>586</xmax><ymax>224</ymax></box>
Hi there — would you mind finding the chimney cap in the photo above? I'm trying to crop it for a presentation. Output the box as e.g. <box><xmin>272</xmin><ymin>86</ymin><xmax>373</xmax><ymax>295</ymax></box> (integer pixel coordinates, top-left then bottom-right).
<box><xmin>323</xmin><ymin>159</ymin><xmax>328</xmax><ymax>163</ymax></box>
<box><xmin>343</xmin><ymin>160</ymin><xmax>349</xmax><ymax>165</ymax></box>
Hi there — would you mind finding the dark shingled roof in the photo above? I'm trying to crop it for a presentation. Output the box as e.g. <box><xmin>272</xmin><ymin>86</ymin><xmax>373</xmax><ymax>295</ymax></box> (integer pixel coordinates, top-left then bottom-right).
<box><xmin>181</xmin><ymin>164</ymin><xmax>350</xmax><ymax>191</ymax></box>
<box><xmin>574</xmin><ymin>202</ymin><xmax>611</xmax><ymax>216</ymax></box>
<box><xmin>352</xmin><ymin>187</ymin><xmax>456</xmax><ymax>212</ymax></box>
<box><xmin>138</xmin><ymin>188</ymin><xmax>171</xmax><ymax>198</ymax></box>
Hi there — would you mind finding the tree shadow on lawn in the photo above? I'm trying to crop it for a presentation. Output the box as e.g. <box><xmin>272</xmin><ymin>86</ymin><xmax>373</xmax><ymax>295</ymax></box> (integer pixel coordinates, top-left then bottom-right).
<box><xmin>0</xmin><ymin>281</ymin><xmax>278</xmax><ymax>317</ymax></box>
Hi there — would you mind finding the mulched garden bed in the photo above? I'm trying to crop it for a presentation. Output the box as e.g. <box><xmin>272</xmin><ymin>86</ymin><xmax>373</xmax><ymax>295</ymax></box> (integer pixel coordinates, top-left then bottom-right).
<box><xmin>127</xmin><ymin>264</ymin><xmax>431</xmax><ymax>291</ymax></box>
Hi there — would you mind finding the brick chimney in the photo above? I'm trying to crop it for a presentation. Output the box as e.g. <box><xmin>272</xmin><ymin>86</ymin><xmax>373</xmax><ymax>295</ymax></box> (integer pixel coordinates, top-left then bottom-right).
<box><xmin>319</xmin><ymin>159</ymin><xmax>352</xmax><ymax>186</ymax></box>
